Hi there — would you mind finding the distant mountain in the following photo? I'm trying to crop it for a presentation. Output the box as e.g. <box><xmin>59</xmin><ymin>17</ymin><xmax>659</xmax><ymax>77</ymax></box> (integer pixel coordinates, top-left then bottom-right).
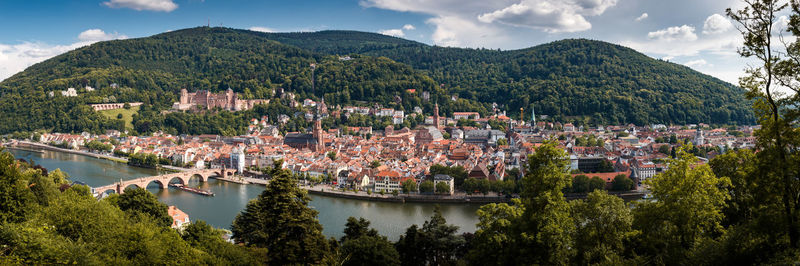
<box><xmin>0</xmin><ymin>27</ymin><xmax>753</xmax><ymax>135</ymax></box>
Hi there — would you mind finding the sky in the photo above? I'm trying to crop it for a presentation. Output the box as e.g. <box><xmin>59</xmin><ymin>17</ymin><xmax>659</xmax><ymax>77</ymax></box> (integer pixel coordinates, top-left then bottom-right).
<box><xmin>0</xmin><ymin>0</ymin><xmax>776</xmax><ymax>84</ymax></box>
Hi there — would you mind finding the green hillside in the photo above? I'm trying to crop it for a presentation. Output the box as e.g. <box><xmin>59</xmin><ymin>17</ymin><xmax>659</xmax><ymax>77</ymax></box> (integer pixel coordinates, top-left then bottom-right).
<box><xmin>0</xmin><ymin>27</ymin><xmax>753</xmax><ymax>135</ymax></box>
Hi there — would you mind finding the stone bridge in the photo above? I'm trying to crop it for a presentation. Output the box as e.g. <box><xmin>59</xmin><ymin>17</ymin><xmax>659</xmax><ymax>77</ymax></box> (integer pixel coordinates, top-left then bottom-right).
<box><xmin>92</xmin><ymin>168</ymin><xmax>236</xmax><ymax>195</ymax></box>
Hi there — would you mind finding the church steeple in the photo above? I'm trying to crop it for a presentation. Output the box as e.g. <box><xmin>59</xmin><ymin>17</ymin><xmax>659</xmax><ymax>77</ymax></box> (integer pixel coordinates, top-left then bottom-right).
<box><xmin>313</xmin><ymin>103</ymin><xmax>324</xmax><ymax>153</ymax></box>
<box><xmin>433</xmin><ymin>102</ymin><xmax>440</xmax><ymax>129</ymax></box>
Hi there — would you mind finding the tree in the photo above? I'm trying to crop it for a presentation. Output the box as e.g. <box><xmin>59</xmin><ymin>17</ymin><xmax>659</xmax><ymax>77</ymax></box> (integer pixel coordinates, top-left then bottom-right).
<box><xmin>496</xmin><ymin>138</ymin><xmax>508</xmax><ymax>146</ymax></box>
<box><xmin>477</xmin><ymin>178</ymin><xmax>491</xmax><ymax>195</ymax></box>
<box><xmin>588</xmin><ymin>176</ymin><xmax>606</xmax><ymax>191</ymax></box>
<box><xmin>231</xmin><ymin>167</ymin><xmax>330</xmax><ymax>264</ymax></box>
<box><xmin>0</xmin><ymin>151</ymin><xmax>34</xmax><ymax>223</ymax></box>
<box><xmin>597</xmin><ymin>159</ymin><xmax>615</xmax><ymax>172</ymax></box>
<box><xmin>658</xmin><ymin>144</ymin><xmax>670</xmax><ymax>155</ymax></box>
<box><xmin>340</xmin><ymin>217</ymin><xmax>400</xmax><ymax>266</ymax></box>
<box><xmin>419</xmin><ymin>180</ymin><xmax>434</xmax><ymax>194</ymax></box>
<box><xmin>435</xmin><ymin>182</ymin><xmax>450</xmax><ymax>194</ymax></box>
<box><xmin>467</xmin><ymin>200</ymin><xmax>524</xmax><ymax>264</ymax></box>
<box><xmin>611</xmin><ymin>174</ymin><xmax>635</xmax><ymax>191</ymax></box>
<box><xmin>123</xmin><ymin>103</ymin><xmax>131</xmax><ymax>109</ymax></box>
<box><xmin>369</xmin><ymin>160</ymin><xmax>381</xmax><ymax>168</ymax></box>
<box><xmin>572</xmin><ymin>174</ymin><xmax>590</xmax><ymax>193</ymax></box>
<box><xmin>115</xmin><ymin>187</ymin><xmax>172</xmax><ymax>227</ymax></box>
<box><xmin>327</xmin><ymin>151</ymin><xmax>337</xmax><ymax>161</ymax></box>
<box><xmin>633</xmin><ymin>144</ymin><xmax>730</xmax><ymax>264</ymax></box>
<box><xmin>396</xmin><ymin>206</ymin><xmax>465</xmax><ymax>265</ymax></box>
<box><xmin>728</xmin><ymin>0</ymin><xmax>800</xmax><ymax>248</ymax></box>
<box><xmin>516</xmin><ymin>141</ymin><xmax>574</xmax><ymax>264</ymax></box>
<box><xmin>401</xmin><ymin>179</ymin><xmax>417</xmax><ymax>194</ymax></box>
<box><xmin>570</xmin><ymin>190</ymin><xmax>636</xmax><ymax>264</ymax></box>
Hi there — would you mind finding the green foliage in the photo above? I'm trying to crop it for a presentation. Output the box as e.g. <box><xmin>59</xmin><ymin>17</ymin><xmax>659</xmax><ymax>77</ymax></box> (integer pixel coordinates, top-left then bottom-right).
<box><xmin>429</xmin><ymin>164</ymin><xmax>468</xmax><ymax>189</ymax></box>
<box><xmin>115</xmin><ymin>187</ymin><xmax>173</xmax><ymax>227</ymax></box>
<box><xmin>231</xmin><ymin>167</ymin><xmax>330</xmax><ymax>264</ymax></box>
<box><xmin>571</xmin><ymin>174</ymin><xmax>590</xmax><ymax>193</ymax></box>
<box><xmin>85</xmin><ymin>140</ymin><xmax>113</xmax><ymax>152</ymax></box>
<box><xmin>0</xmin><ymin>150</ymin><xmax>257</xmax><ymax>264</ymax></box>
<box><xmin>340</xmin><ymin>217</ymin><xmax>400</xmax><ymax>266</ymax></box>
<box><xmin>327</xmin><ymin>151</ymin><xmax>337</xmax><ymax>161</ymax></box>
<box><xmin>633</xmin><ymin>144</ymin><xmax>730</xmax><ymax>264</ymax></box>
<box><xmin>516</xmin><ymin>141</ymin><xmax>574</xmax><ymax>264</ymax></box>
<box><xmin>419</xmin><ymin>180</ymin><xmax>434</xmax><ymax>193</ymax></box>
<box><xmin>468</xmin><ymin>200</ymin><xmax>525</xmax><ymax>264</ymax></box>
<box><xmin>570</xmin><ymin>190</ymin><xmax>637</xmax><ymax>264</ymax></box>
<box><xmin>611</xmin><ymin>174</ymin><xmax>635</xmax><ymax>191</ymax></box>
<box><xmin>396</xmin><ymin>206</ymin><xmax>466</xmax><ymax>265</ymax></box>
<box><xmin>401</xmin><ymin>179</ymin><xmax>417</xmax><ymax>194</ymax></box>
<box><xmin>435</xmin><ymin>181</ymin><xmax>450</xmax><ymax>194</ymax></box>
<box><xmin>127</xmin><ymin>152</ymin><xmax>159</xmax><ymax>168</ymax></box>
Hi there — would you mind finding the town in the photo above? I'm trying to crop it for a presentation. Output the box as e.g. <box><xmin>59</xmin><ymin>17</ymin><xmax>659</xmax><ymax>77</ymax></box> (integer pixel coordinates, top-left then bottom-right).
<box><xmin>14</xmin><ymin>95</ymin><xmax>757</xmax><ymax>199</ymax></box>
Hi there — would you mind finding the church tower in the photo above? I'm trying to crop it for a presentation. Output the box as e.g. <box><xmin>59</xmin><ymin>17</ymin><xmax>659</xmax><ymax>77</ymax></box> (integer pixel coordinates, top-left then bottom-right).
<box><xmin>433</xmin><ymin>102</ymin><xmax>440</xmax><ymax>129</ymax></box>
<box><xmin>313</xmin><ymin>109</ymin><xmax>324</xmax><ymax>152</ymax></box>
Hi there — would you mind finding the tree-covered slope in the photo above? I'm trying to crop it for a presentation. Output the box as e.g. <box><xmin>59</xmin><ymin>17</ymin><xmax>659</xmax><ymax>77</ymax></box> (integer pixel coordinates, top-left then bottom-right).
<box><xmin>0</xmin><ymin>27</ymin><xmax>753</xmax><ymax>135</ymax></box>
<box><xmin>256</xmin><ymin>31</ymin><xmax>753</xmax><ymax>125</ymax></box>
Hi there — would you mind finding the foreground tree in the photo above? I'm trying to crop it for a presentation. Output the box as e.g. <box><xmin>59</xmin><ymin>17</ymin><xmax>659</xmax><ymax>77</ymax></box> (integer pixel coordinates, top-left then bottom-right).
<box><xmin>231</xmin><ymin>167</ymin><xmax>330</xmax><ymax>264</ymax></box>
<box><xmin>633</xmin><ymin>144</ymin><xmax>730</xmax><ymax>264</ymax></box>
<box><xmin>396</xmin><ymin>206</ymin><xmax>465</xmax><ymax>265</ymax></box>
<box><xmin>113</xmin><ymin>187</ymin><xmax>172</xmax><ymax>227</ymax></box>
<box><xmin>339</xmin><ymin>217</ymin><xmax>400</xmax><ymax>266</ymax></box>
<box><xmin>570</xmin><ymin>190</ymin><xmax>637</xmax><ymax>264</ymax></box>
<box><xmin>728</xmin><ymin>0</ymin><xmax>800</xmax><ymax>248</ymax></box>
<box><xmin>517</xmin><ymin>141</ymin><xmax>574</xmax><ymax>264</ymax></box>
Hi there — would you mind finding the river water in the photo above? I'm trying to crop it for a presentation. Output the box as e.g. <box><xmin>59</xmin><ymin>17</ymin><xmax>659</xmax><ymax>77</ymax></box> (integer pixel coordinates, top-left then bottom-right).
<box><xmin>8</xmin><ymin>149</ymin><xmax>481</xmax><ymax>240</ymax></box>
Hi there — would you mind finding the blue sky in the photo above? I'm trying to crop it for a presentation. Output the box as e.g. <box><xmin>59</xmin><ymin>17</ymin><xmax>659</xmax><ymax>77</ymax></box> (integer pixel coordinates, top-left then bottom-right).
<box><xmin>0</xmin><ymin>0</ymin><xmax>766</xmax><ymax>84</ymax></box>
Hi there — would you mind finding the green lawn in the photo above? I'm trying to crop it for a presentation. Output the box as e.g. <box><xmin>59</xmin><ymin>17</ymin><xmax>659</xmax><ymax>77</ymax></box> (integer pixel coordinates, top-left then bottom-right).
<box><xmin>99</xmin><ymin>106</ymin><xmax>140</xmax><ymax>130</ymax></box>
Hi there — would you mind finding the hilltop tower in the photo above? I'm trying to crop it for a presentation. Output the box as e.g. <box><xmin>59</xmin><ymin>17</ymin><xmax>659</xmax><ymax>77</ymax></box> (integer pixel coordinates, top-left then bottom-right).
<box><xmin>180</xmin><ymin>88</ymin><xmax>189</xmax><ymax>104</ymax></box>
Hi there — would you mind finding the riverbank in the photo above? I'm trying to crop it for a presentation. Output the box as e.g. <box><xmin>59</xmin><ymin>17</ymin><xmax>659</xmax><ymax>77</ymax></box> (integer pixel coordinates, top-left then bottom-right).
<box><xmin>5</xmin><ymin>140</ymin><xmax>646</xmax><ymax>204</ymax></box>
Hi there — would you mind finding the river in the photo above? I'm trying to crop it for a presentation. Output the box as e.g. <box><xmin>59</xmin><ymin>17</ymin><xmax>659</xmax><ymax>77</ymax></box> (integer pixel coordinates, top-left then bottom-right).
<box><xmin>8</xmin><ymin>149</ymin><xmax>482</xmax><ymax>240</ymax></box>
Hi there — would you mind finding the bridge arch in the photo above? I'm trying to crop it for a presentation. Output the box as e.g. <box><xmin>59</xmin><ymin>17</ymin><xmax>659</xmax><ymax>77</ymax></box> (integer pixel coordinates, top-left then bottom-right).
<box><xmin>165</xmin><ymin>175</ymin><xmax>186</xmax><ymax>186</ymax></box>
<box><xmin>144</xmin><ymin>179</ymin><xmax>166</xmax><ymax>189</ymax></box>
<box><xmin>187</xmin><ymin>173</ymin><xmax>207</xmax><ymax>184</ymax></box>
<box><xmin>122</xmin><ymin>183</ymin><xmax>142</xmax><ymax>192</ymax></box>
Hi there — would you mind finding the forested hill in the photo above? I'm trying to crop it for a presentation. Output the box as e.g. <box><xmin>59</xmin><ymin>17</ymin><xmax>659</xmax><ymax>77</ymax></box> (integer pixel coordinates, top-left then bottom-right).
<box><xmin>0</xmin><ymin>27</ymin><xmax>752</xmax><ymax>135</ymax></box>
<box><xmin>257</xmin><ymin>30</ymin><xmax>753</xmax><ymax>125</ymax></box>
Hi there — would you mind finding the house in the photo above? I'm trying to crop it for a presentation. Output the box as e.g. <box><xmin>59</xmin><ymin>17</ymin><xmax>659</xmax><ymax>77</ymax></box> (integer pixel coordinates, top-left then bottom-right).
<box><xmin>453</xmin><ymin>112</ymin><xmax>480</xmax><ymax>120</ymax></box>
<box><xmin>168</xmin><ymin>205</ymin><xmax>190</xmax><ymax>229</ymax></box>
<box><xmin>433</xmin><ymin>174</ymin><xmax>454</xmax><ymax>195</ymax></box>
<box><xmin>373</xmin><ymin>170</ymin><xmax>402</xmax><ymax>192</ymax></box>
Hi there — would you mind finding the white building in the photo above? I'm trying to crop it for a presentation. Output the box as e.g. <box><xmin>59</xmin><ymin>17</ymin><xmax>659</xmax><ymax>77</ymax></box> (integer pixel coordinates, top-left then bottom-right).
<box><xmin>61</xmin><ymin>87</ymin><xmax>77</xmax><ymax>97</ymax></box>
<box><xmin>433</xmin><ymin>174</ymin><xmax>454</xmax><ymax>195</ymax></box>
<box><xmin>230</xmin><ymin>148</ymin><xmax>245</xmax><ymax>174</ymax></box>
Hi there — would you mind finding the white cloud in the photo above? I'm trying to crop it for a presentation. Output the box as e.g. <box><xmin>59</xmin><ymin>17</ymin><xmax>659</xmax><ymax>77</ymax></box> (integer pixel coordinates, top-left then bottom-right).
<box><xmin>647</xmin><ymin>25</ymin><xmax>697</xmax><ymax>41</ymax></box>
<box><xmin>635</xmin><ymin>13</ymin><xmax>648</xmax><ymax>22</ymax></box>
<box><xmin>0</xmin><ymin>29</ymin><xmax>128</xmax><ymax>82</ymax></box>
<box><xmin>249</xmin><ymin>26</ymin><xmax>276</xmax><ymax>33</ymax></box>
<box><xmin>78</xmin><ymin>29</ymin><xmax>128</xmax><ymax>42</ymax></box>
<box><xmin>477</xmin><ymin>2</ymin><xmax>592</xmax><ymax>33</ymax></box>
<box><xmin>103</xmin><ymin>0</ymin><xmax>178</xmax><ymax>12</ymax></box>
<box><xmin>702</xmin><ymin>14</ymin><xmax>733</xmax><ymax>34</ymax></box>
<box><xmin>403</xmin><ymin>24</ymin><xmax>416</xmax><ymax>30</ymax></box>
<box><xmin>684</xmin><ymin>59</ymin><xmax>709</xmax><ymax>67</ymax></box>
<box><xmin>427</xmin><ymin>15</ymin><xmax>510</xmax><ymax>47</ymax></box>
<box><xmin>362</xmin><ymin>0</ymin><xmax>615</xmax><ymax>47</ymax></box>
<box><xmin>379</xmin><ymin>29</ymin><xmax>406</xmax><ymax>37</ymax></box>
